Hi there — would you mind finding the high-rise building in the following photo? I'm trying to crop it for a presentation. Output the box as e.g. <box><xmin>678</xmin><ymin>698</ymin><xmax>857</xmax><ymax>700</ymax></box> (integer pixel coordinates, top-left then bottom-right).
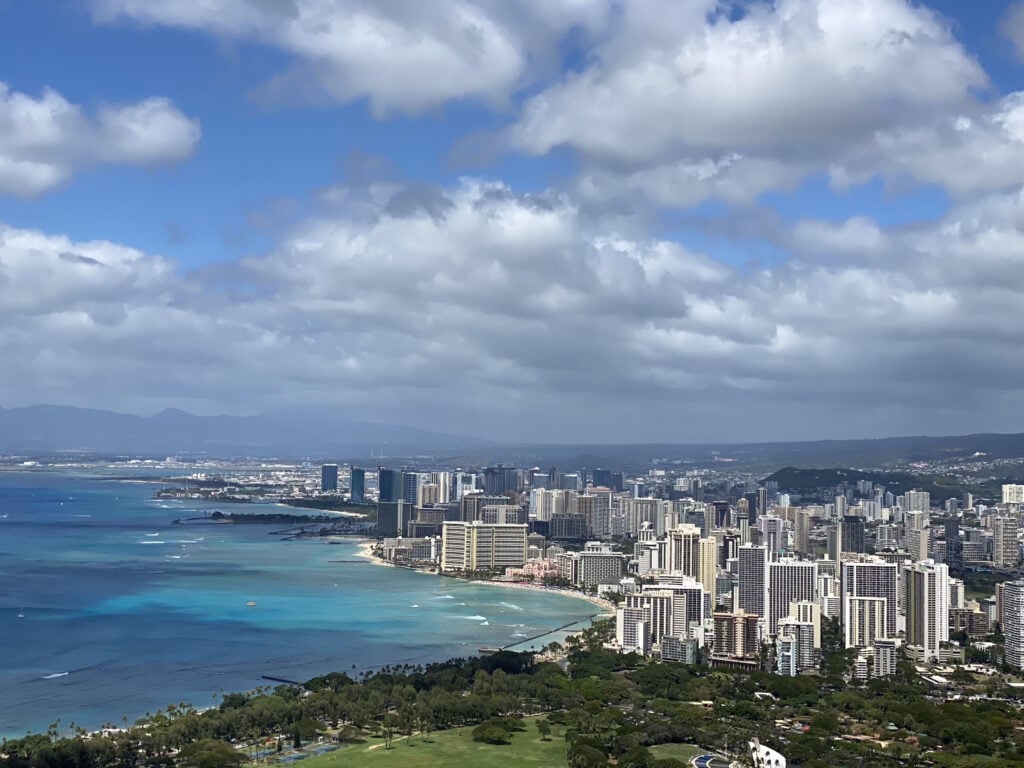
<box><xmin>376</xmin><ymin>501</ymin><xmax>409</xmax><ymax>538</ymax></box>
<box><xmin>766</xmin><ymin>560</ymin><xmax>817</xmax><ymax>636</ymax></box>
<box><xmin>834</xmin><ymin>495</ymin><xmax>847</xmax><ymax>519</ymax></box>
<box><xmin>578</xmin><ymin>493</ymin><xmax>612</xmax><ymax>539</ymax></box>
<box><xmin>402</xmin><ymin>471</ymin><xmax>423</xmax><ymax>506</ymax></box>
<box><xmin>759</xmin><ymin>515</ymin><xmax>785</xmax><ymax>560</ymax></box>
<box><xmin>1003</xmin><ymin>580</ymin><xmax>1024</xmax><ymax>670</ymax></box>
<box><xmin>698</xmin><ymin>537</ymin><xmax>719</xmax><ymax>603</ymax></box>
<box><xmin>1003</xmin><ymin>485</ymin><xmax>1024</xmax><ymax>505</ymax></box>
<box><xmin>350</xmin><ymin>467</ymin><xmax>365</xmax><ymax>504</ymax></box>
<box><xmin>755</xmin><ymin>487</ymin><xmax>768</xmax><ymax>523</ymax></box>
<box><xmin>904</xmin><ymin>560</ymin><xmax>950</xmax><ymax>662</ymax></box>
<box><xmin>484</xmin><ymin>465</ymin><xmax>520</xmax><ymax>495</ymax></box>
<box><xmin>905</xmin><ymin>511</ymin><xmax>929</xmax><ymax>562</ymax></box>
<box><xmin>557</xmin><ymin>545</ymin><xmax>626</xmax><ymax>589</ymax></box>
<box><xmin>841</xmin><ymin>516</ymin><xmax>866</xmax><ymax>554</ymax></box>
<box><xmin>736</xmin><ymin>544</ymin><xmax>767</xmax><ymax>620</ymax></box>
<box><xmin>993</xmin><ymin>516</ymin><xmax>1020</xmax><ymax>568</ymax></box>
<box><xmin>320</xmin><ymin>464</ymin><xmax>339</xmax><ymax>493</ymax></box>
<box><xmin>378</xmin><ymin>468</ymin><xmax>402</xmax><ymax>503</ymax></box>
<box><xmin>428</xmin><ymin>471</ymin><xmax>452</xmax><ymax>504</ymax></box>
<box><xmin>617</xmin><ymin>585</ymin><xmax>706</xmax><ymax>652</ymax></box>
<box><xmin>846</xmin><ymin>596</ymin><xmax>887</xmax><ymax>649</ymax></box>
<box><xmin>481</xmin><ymin>504</ymin><xmax>525</xmax><ymax>525</ymax></box>
<box><xmin>453</xmin><ymin>472</ymin><xmax>476</xmax><ymax>500</ymax></box>
<box><xmin>841</xmin><ymin>558</ymin><xmax>898</xmax><ymax>649</ymax></box>
<box><xmin>666</xmin><ymin>524</ymin><xmax>702</xmax><ymax>578</ymax></box>
<box><xmin>712</xmin><ymin>610</ymin><xmax>761</xmax><ymax>663</ymax></box>
<box><xmin>654</xmin><ymin>577</ymin><xmax>707</xmax><ymax>638</ymax></box>
<box><xmin>440</xmin><ymin>521</ymin><xmax>528</xmax><ymax>572</ymax></box>
<box><xmin>794</xmin><ymin>511</ymin><xmax>812</xmax><ymax>555</ymax></box>
<box><xmin>776</xmin><ymin>617</ymin><xmax>817</xmax><ymax>675</ymax></box>
<box><xmin>790</xmin><ymin>600</ymin><xmax>822</xmax><ymax>649</ymax></box>
<box><xmin>904</xmin><ymin>490</ymin><xmax>931</xmax><ymax>513</ymax></box>
<box><xmin>872</xmin><ymin>638</ymin><xmax>903</xmax><ymax>678</ymax></box>
<box><xmin>827</xmin><ymin>524</ymin><xmax>842</xmax><ymax>562</ymax></box>
<box><xmin>944</xmin><ymin>516</ymin><xmax>963</xmax><ymax>573</ymax></box>
<box><xmin>733</xmin><ymin>499</ymin><xmax>747</xmax><ymax>527</ymax></box>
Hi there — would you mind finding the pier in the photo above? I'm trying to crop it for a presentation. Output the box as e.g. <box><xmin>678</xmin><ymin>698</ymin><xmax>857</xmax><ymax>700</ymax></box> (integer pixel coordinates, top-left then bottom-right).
<box><xmin>481</xmin><ymin>613</ymin><xmax>601</xmax><ymax>653</ymax></box>
<box><xmin>261</xmin><ymin>675</ymin><xmax>305</xmax><ymax>687</ymax></box>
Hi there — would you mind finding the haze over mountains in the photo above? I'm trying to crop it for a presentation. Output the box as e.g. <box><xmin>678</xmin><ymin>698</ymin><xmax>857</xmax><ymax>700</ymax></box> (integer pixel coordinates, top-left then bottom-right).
<box><xmin>0</xmin><ymin>405</ymin><xmax>486</xmax><ymax>456</ymax></box>
<box><xmin>3</xmin><ymin>405</ymin><xmax>1024</xmax><ymax>468</ymax></box>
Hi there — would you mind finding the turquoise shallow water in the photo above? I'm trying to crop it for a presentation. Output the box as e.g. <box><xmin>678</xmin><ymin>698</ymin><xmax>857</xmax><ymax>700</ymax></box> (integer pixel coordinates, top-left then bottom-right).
<box><xmin>0</xmin><ymin>470</ymin><xmax>596</xmax><ymax>737</ymax></box>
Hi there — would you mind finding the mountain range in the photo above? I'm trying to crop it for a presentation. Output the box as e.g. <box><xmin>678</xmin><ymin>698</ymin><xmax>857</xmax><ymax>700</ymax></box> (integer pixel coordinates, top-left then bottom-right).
<box><xmin>3</xmin><ymin>405</ymin><xmax>1024</xmax><ymax>468</ymax></box>
<box><xmin>0</xmin><ymin>405</ymin><xmax>486</xmax><ymax>456</ymax></box>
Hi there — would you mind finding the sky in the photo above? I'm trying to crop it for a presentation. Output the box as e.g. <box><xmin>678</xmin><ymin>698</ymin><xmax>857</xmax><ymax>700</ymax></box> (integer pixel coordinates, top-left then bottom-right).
<box><xmin>2</xmin><ymin>0</ymin><xmax>1024</xmax><ymax>444</ymax></box>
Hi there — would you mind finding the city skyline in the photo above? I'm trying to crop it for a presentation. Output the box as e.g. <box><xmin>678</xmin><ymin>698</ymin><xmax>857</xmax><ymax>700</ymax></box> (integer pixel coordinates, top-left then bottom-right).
<box><xmin>4</xmin><ymin>1</ymin><xmax>1024</xmax><ymax>443</ymax></box>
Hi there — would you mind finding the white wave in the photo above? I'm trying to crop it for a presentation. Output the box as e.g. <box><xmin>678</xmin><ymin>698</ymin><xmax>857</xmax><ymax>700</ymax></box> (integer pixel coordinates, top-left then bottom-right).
<box><xmin>72</xmin><ymin>514</ymin><xmax>92</xmax><ymax>518</ymax></box>
<box><xmin>42</xmin><ymin>672</ymin><xmax>69</xmax><ymax>680</ymax></box>
<box><xmin>499</xmin><ymin>602</ymin><xmax>523</xmax><ymax>611</ymax></box>
<box><xmin>165</xmin><ymin>555</ymin><xmax>182</xmax><ymax>559</ymax></box>
<box><xmin>410</xmin><ymin>604</ymin><xmax>419</xmax><ymax>608</ymax></box>
<box><xmin>139</xmin><ymin>541</ymin><xmax>166</xmax><ymax>545</ymax></box>
<box><xmin>480</xmin><ymin>621</ymin><xmax>489</xmax><ymax>626</ymax></box>
<box><xmin>145</xmin><ymin>533</ymin><xmax>160</xmax><ymax>537</ymax></box>
<box><xmin>461</xmin><ymin>615</ymin><xmax>487</xmax><ymax>621</ymax></box>
<box><xmin>511</xmin><ymin>632</ymin><xmax>529</xmax><ymax>638</ymax></box>
<box><xmin>434</xmin><ymin>594</ymin><xmax>455</xmax><ymax>600</ymax></box>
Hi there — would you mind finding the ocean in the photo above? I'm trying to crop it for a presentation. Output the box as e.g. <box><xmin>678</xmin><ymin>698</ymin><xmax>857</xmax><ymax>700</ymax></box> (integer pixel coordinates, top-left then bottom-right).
<box><xmin>0</xmin><ymin>470</ymin><xmax>598</xmax><ymax>737</ymax></box>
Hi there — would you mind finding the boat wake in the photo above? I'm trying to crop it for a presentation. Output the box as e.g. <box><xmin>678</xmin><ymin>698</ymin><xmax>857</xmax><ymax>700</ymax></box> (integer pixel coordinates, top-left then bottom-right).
<box><xmin>41</xmin><ymin>672</ymin><xmax>69</xmax><ymax>680</ymax></box>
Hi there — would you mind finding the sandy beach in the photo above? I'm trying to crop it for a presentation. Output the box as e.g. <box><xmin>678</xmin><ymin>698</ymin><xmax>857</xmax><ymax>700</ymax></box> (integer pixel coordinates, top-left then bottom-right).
<box><xmin>353</xmin><ymin>538</ymin><xmax>615</xmax><ymax>616</ymax></box>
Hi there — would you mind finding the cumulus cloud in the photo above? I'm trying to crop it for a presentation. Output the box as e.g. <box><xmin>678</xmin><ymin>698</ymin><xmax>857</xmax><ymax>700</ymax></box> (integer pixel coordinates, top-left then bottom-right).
<box><xmin>91</xmin><ymin>0</ymin><xmax>610</xmax><ymax>115</ymax></box>
<box><xmin>832</xmin><ymin>92</ymin><xmax>1024</xmax><ymax>198</ymax></box>
<box><xmin>0</xmin><ymin>84</ymin><xmax>200</xmax><ymax>197</ymax></box>
<box><xmin>4</xmin><ymin>178</ymin><xmax>1024</xmax><ymax>440</ymax></box>
<box><xmin>514</xmin><ymin>0</ymin><xmax>983</xmax><ymax>159</ymax></box>
<box><xmin>508</xmin><ymin>0</ymin><xmax>1008</xmax><ymax>207</ymax></box>
<box><xmin>1002</xmin><ymin>1</ymin><xmax>1024</xmax><ymax>60</ymax></box>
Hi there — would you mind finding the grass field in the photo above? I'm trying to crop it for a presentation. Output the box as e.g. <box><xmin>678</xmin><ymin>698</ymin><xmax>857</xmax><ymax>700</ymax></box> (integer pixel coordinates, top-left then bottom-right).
<box><xmin>299</xmin><ymin>720</ymin><xmax>567</xmax><ymax>768</ymax></box>
<box><xmin>648</xmin><ymin>743</ymin><xmax>704</xmax><ymax>763</ymax></box>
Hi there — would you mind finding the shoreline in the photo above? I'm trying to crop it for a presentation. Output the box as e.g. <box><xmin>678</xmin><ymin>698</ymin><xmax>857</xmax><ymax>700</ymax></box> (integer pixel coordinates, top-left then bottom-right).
<box><xmin>352</xmin><ymin>537</ymin><xmax>615</xmax><ymax>631</ymax></box>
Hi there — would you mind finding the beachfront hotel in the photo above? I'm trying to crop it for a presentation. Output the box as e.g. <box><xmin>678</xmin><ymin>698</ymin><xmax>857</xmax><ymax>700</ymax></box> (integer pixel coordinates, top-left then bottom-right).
<box><xmin>440</xmin><ymin>520</ymin><xmax>529</xmax><ymax>573</ymax></box>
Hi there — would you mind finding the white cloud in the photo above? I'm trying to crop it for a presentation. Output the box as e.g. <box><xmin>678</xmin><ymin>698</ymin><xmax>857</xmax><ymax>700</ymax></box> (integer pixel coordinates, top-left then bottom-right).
<box><xmin>1002</xmin><ymin>1</ymin><xmax>1024</xmax><ymax>60</ymax></box>
<box><xmin>512</xmin><ymin>0</ymin><xmax>984</xmax><ymax>161</ymax></box>
<box><xmin>832</xmin><ymin>92</ymin><xmax>1024</xmax><ymax>198</ymax></box>
<box><xmin>4</xmin><ymin>178</ymin><xmax>1024</xmax><ymax>439</ymax></box>
<box><xmin>0</xmin><ymin>84</ymin><xmax>200</xmax><ymax>197</ymax></box>
<box><xmin>506</xmin><ymin>0</ymin><xmax>1017</xmax><ymax>208</ymax></box>
<box><xmin>92</xmin><ymin>0</ymin><xmax>611</xmax><ymax>115</ymax></box>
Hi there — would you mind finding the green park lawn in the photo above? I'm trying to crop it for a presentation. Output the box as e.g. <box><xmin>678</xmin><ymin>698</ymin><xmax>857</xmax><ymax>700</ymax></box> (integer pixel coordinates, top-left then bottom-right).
<box><xmin>300</xmin><ymin>720</ymin><xmax>567</xmax><ymax>768</ymax></box>
<box><xmin>648</xmin><ymin>743</ymin><xmax>705</xmax><ymax>763</ymax></box>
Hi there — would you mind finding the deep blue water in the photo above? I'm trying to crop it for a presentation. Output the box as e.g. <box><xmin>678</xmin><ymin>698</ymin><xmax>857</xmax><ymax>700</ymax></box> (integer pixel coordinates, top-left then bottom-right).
<box><xmin>0</xmin><ymin>470</ymin><xmax>596</xmax><ymax>737</ymax></box>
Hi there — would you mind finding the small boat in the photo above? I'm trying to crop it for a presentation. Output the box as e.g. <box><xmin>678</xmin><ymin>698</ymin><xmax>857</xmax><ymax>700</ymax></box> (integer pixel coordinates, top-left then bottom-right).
<box><xmin>246</xmin><ymin>601</ymin><xmax>257</xmax><ymax>607</ymax></box>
